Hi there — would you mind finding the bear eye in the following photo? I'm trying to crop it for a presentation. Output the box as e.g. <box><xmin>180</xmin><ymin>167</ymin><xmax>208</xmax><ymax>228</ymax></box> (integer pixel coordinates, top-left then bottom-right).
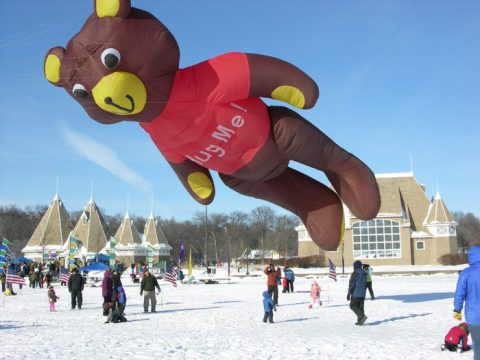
<box><xmin>101</xmin><ymin>48</ymin><xmax>121</xmax><ymax>69</ymax></box>
<box><xmin>72</xmin><ymin>84</ymin><xmax>89</xmax><ymax>99</ymax></box>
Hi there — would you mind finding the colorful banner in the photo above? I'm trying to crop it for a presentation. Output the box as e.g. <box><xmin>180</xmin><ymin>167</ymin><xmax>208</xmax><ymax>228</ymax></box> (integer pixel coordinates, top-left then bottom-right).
<box><xmin>178</xmin><ymin>242</ymin><xmax>185</xmax><ymax>266</ymax></box>
<box><xmin>0</xmin><ymin>238</ymin><xmax>9</xmax><ymax>273</ymax></box>
<box><xmin>147</xmin><ymin>245</ymin><xmax>154</xmax><ymax>269</ymax></box>
<box><xmin>68</xmin><ymin>236</ymin><xmax>78</xmax><ymax>271</ymax></box>
<box><xmin>188</xmin><ymin>245</ymin><xmax>192</xmax><ymax>278</ymax></box>
<box><xmin>109</xmin><ymin>236</ymin><xmax>117</xmax><ymax>268</ymax></box>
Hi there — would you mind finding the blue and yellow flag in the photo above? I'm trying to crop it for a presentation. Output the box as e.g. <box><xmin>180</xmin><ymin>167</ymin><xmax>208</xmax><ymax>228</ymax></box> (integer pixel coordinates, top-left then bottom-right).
<box><xmin>0</xmin><ymin>238</ymin><xmax>9</xmax><ymax>273</ymax></box>
<box><xmin>68</xmin><ymin>236</ymin><xmax>79</xmax><ymax>271</ymax></box>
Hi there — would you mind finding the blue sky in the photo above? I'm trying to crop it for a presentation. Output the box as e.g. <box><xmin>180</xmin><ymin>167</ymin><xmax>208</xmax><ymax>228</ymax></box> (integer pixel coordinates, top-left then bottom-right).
<box><xmin>0</xmin><ymin>0</ymin><xmax>479</xmax><ymax>220</ymax></box>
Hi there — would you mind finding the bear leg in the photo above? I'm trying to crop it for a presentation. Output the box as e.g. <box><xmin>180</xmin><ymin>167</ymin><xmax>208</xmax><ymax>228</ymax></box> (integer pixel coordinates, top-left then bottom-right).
<box><xmin>220</xmin><ymin>168</ymin><xmax>344</xmax><ymax>251</ymax></box>
<box><xmin>268</xmin><ymin>106</ymin><xmax>380</xmax><ymax>220</ymax></box>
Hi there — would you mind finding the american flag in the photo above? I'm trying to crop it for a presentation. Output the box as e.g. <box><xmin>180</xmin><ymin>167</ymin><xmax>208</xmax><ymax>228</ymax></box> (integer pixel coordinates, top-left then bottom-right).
<box><xmin>6</xmin><ymin>267</ymin><xmax>25</xmax><ymax>285</ymax></box>
<box><xmin>328</xmin><ymin>258</ymin><xmax>337</xmax><ymax>282</ymax></box>
<box><xmin>164</xmin><ymin>267</ymin><xmax>178</xmax><ymax>287</ymax></box>
<box><xmin>59</xmin><ymin>267</ymin><xmax>71</xmax><ymax>283</ymax></box>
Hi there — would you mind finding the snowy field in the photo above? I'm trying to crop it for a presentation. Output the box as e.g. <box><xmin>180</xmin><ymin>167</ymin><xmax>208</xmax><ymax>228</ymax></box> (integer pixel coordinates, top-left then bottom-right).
<box><xmin>0</xmin><ymin>269</ymin><xmax>473</xmax><ymax>360</ymax></box>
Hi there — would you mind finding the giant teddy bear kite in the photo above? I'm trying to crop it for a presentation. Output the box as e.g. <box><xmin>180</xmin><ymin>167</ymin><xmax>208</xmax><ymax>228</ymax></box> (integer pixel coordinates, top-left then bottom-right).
<box><xmin>44</xmin><ymin>0</ymin><xmax>380</xmax><ymax>251</ymax></box>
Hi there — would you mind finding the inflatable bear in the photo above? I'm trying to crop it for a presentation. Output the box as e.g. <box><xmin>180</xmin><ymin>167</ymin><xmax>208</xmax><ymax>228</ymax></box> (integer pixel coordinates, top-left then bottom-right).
<box><xmin>44</xmin><ymin>0</ymin><xmax>380</xmax><ymax>251</ymax></box>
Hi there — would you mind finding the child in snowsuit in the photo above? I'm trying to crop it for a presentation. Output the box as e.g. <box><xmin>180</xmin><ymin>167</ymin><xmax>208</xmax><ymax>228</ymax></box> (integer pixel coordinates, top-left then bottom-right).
<box><xmin>308</xmin><ymin>280</ymin><xmax>322</xmax><ymax>308</ymax></box>
<box><xmin>442</xmin><ymin>322</ymin><xmax>471</xmax><ymax>353</ymax></box>
<box><xmin>262</xmin><ymin>291</ymin><xmax>276</xmax><ymax>324</ymax></box>
<box><xmin>104</xmin><ymin>302</ymin><xmax>128</xmax><ymax>323</ymax></box>
<box><xmin>114</xmin><ymin>284</ymin><xmax>127</xmax><ymax>315</ymax></box>
<box><xmin>48</xmin><ymin>285</ymin><xmax>59</xmax><ymax>312</ymax></box>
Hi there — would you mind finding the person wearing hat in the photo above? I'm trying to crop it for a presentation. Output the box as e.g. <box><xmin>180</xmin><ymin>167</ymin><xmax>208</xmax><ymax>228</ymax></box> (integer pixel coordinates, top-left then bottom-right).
<box><xmin>454</xmin><ymin>245</ymin><xmax>480</xmax><ymax>359</ymax></box>
<box><xmin>68</xmin><ymin>267</ymin><xmax>85</xmax><ymax>310</ymax></box>
<box><xmin>140</xmin><ymin>270</ymin><xmax>161</xmax><ymax>313</ymax></box>
<box><xmin>102</xmin><ymin>268</ymin><xmax>113</xmax><ymax>315</ymax></box>
<box><xmin>47</xmin><ymin>285</ymin><xmax>59</xmax><ymax>312</ymax></box>
<box><xmin>347</xmin><ymin>260</ymin><xmax>368</xmax><ymax>325</ymax></box>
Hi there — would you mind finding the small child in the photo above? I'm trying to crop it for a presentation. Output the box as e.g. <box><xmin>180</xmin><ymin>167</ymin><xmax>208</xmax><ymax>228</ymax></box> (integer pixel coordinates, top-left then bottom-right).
<box><xmin>282</xmin><ymin>276</ymin><xmax>288</xmax><ymax>293</ymax></box>
<box><xmin>262</xmin><ymin>291</ymin><xmax>276</xmax><ymax>324</ymax></box>
<box><xmin>47</xmin><ymin>285</ymin><xmax>59</xmax><ymax>312</ymax></box>
<box><xmin>114</xmin><ymin>284</ymin><xmax>127</xmax><ymax>314</ymax></box>
<box><xmin>308</xmin><ymin>280</ymin><xmax>322</xmax><ymax>309</ymax></box>
<box><xmin>442</xmin><ymin>322</ymin><xmax>471</xmax><ymax>353</ymax></box>
<box><xmin>104</xmin><ymin>302</ymin><xmax>128</xmax><ymax>323</ymax></box>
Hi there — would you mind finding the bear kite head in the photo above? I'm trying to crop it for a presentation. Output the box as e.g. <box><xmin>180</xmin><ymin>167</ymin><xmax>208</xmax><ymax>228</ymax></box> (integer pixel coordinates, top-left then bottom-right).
<box><xmin>44</xmin><ymin>0</ymin><xmax>179</xmax><ymax>124</ymax></box>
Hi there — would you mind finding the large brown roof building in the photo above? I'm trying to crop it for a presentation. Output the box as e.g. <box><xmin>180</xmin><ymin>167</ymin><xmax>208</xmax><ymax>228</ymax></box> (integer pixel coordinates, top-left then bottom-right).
<box><xmin>297</xmin><ymin>172</ymin><xmax>458</xmax><ymax>266</ymax></box>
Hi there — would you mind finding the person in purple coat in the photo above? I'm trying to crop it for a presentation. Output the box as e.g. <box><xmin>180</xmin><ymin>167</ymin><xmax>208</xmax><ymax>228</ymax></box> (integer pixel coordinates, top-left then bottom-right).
<box><xmin>102</xmin><ymin>268</ymin><xmax>113</xmax><ymax>316</ymax></box>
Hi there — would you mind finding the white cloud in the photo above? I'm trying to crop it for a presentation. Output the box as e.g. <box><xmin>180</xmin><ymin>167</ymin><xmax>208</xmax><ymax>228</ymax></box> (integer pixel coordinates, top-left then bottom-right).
<box><xmin>63</xmin><ymin>128</ymin><xmax>153</xmax><ymax>192</ymax></box>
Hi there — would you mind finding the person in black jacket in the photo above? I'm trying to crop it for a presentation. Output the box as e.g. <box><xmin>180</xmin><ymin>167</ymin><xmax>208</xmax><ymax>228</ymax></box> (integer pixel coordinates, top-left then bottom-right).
<box><xmin>347</xmin><ymin>260</ymin><xmax>368</xmax><ymax>325</ymax></box>
<box><xmin>68</xmin><ymin>268</ymin><xmax>85</xmax><ymax>309</ymax></box>
<box><xmin>140</xmin><ymin>270</ymin><xmax>161</xmax><ymax>313</ymax></box>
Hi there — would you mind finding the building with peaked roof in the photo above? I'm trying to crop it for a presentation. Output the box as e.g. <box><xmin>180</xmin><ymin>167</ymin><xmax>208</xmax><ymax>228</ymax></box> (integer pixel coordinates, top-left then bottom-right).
<box><xmin>22</xmin><ymin>193</ymin><xmax>74</xmax><ymax>261</ymax></box>
<box><xmin>69</xmin><ymin>197</ymin><xmax>108</xmax><ymax>259</ymax></box>
<box><xmin>143</xmin><ymin>212</ymin><xmax>172</xmax><ymax>262</ymax></box>
<box><xmin>297</xmin><ymin>172</ymin><xmax>458</xmax><ymax>266</ymax></box>
<box><xmin>113</xmin><ymin>211</ymin><xmax>148</xmax><ymax>265</ymax></box>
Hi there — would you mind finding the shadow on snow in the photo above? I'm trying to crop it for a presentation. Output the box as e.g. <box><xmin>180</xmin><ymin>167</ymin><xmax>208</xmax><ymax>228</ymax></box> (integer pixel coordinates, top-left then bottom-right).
<box><xmin>367</xmin><ymin>312</ymin><xmax>432</xmax><ymax>326</ymax></box>
<box><xmin>376</xmin><ymin>292</ymin><xmax>454</xmax><ymax>303</ymax></box>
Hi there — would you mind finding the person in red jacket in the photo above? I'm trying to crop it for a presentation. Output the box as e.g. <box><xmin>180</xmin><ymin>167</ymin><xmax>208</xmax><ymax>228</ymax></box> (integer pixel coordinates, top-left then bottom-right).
<box><xmin>264</xmin><ymin>264</ymin><xmax>278</xmax><ymax>304</ymax></box>
<box><xmin>442</xmin><ymin>322</ymin><xmax>471</xmax><ymax>352</ymax></box>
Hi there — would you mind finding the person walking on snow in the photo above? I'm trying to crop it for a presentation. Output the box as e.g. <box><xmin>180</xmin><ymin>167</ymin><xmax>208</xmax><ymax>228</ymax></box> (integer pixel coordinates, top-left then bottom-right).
<box><xmin>262</xmin><ymin>291</ymin><xmax>276</xmax><ymax>323</ymax></box>
<box><xmin>140</xmin><ymin>270</ymin><xmax>161</xmax><ymax>313</ymax></box>
<box><xmin>102</xmin><ymin>268</ymin><xmax>113</xmax><ymax>315</ymax></box>
<box><xmin>68</xmin><ymin>267</ymin><xmax>84</xmax><ymax>310</ymax></box>
<box><xmin>453</xmin><ymin>245</ymin><xmax>480</xmax><ymax>360</ymax></box>
<box><xmin>308</xmin><ymin>280</ymin><xmax>322</xmax><ymax>308</ymax></box>
<box><xmin>284</xmin><ymin>267</ymin><xmax>295</xmax><ymax>293</ymax></box>
<box><xmin>363</xmin><ymin>263</ymin><xmax>375</xmax><ymax>300</ymax></box>
<box><xmin>347</xmin><ymin>260</ymin><xmax>367</xmax><ymax>326</ymax></box>
<box><xmin>47</xmin><ymin>285</ymin><xmax>59</xmax><ymax>312</ymax></box>
<box><xmin>264</xmin><ymin>264</ymin><xmax>278</xmax><ymax>304</ymax></box>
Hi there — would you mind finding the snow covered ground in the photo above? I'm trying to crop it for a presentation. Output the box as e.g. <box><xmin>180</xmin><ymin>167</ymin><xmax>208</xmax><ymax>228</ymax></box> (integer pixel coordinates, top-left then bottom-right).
<box><xmin>0</xmin><ymin>267</ymin><xmax>474</xmax><ymax>360</ymax></box>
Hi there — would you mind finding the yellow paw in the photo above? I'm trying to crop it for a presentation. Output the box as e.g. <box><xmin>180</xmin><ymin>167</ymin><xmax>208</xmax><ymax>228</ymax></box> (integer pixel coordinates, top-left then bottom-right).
<box><xmin>187</xmin><ymin>172</ymin><xmax>213</xmax><ymax>199</ymax></box>
<box><xmin>271</xmin><ymin>85</ymin><xmax>305</xmax><ymax>108</ymax></box>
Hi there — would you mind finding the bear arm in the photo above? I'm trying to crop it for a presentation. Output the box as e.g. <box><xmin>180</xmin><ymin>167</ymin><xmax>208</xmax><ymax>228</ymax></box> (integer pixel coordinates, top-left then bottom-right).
<box><xmin>246</xmin><ymin>53</ymin><xmax>319</xmax><ymax>109</ymax></box>
<box><xmin>168</xmin><ymin>160</ymin><xmax>215</xmax><ymax>205</ymax></box>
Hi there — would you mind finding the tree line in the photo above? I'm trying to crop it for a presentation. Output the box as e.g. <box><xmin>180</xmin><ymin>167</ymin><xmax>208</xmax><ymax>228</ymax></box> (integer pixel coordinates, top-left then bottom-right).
<box><xmin>0</xmin><ymin>205</ymin><xmax>299</xmax><ymax>262</ymax></box>
<box><xmin>1</xmin><ymin>206</ymin><xmax>479</xmax><ymax>262</ymax></box>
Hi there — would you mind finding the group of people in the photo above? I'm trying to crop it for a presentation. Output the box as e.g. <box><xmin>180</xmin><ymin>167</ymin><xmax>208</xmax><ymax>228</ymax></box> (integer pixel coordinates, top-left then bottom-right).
<box><xmin>262</xmin><ymin>264</ymin><xmax>296</xmax><ymax>323</ymax></box>
<box><xmin>347</xmin><ymin>261</ymin><xmax>374</xmax><ymax>326</ymax></box>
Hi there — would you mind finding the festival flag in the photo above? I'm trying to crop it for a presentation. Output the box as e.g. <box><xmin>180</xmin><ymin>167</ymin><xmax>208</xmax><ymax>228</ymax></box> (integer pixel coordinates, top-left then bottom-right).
<box><xmin>188</xmin><ymin>246</ymin><xmax>192</xmax><ymax>278</ymax></box>
<box><xmin>6</xmin><ymin>267</ymin><xmax>25</xmax><ymax>285</ymax></box>
<box><xmin>178</xmin><ymin>242</ymin><xmax>185</xmax><ymax>267</ymax></box>
<box><xmin>68</xmin><ymin>236</ymin><xmax>79</xmax><ymax>271</ymax></box>
<box><xmin>0</xmin><ymin>238</ymin><xmax>9</xmax><ymax>273</ymax></box>
<box><xmin>147</xmin><ymin>245</ymin><xmax>154</xmax><ymax>270</ymax></box>
<box><xmin>328</xmin><ymin>258</ymin><xmax>337</xmax><ymax>282</ymax></box>
<box><xmin>109</xmin><ymin>236</ymin><xmax>117</xmax><ymax>268</ymax></box>
<box><xmin>59</xmin><ymin>267</ymin><xmax>72</xmax><ymax>283</ymax></box>
<box><xmin>164</xmin><ymin>266</ymin><xmax>178</xmax><ymax>287</ymax></box>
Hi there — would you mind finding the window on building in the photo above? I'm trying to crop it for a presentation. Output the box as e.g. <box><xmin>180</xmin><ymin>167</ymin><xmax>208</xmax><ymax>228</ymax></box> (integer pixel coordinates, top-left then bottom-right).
<box><xmin>352</xmin><ymin>219</ymin><xmax>402</xmax><ymax>259</ymax></box>
<box><xmin>416</xmin><ymin>241</ymin><xmax>425</xmax><ymax>250</ymax></box>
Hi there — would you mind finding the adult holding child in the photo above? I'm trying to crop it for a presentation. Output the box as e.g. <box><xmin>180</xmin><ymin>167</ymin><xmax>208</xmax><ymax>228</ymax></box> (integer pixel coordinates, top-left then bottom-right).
<box><xmin>453</xmin><ymin>245</ymin><xmax>480</xmax><ymax>360</ymax></box>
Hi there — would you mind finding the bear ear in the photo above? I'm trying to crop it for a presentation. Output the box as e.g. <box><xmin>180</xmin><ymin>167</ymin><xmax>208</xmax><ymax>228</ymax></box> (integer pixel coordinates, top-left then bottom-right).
<box><xmin>44</xmin><ymin>47</ymin><xmax>65</xmax><ymax>87</ymax></box>
<box><xmin>94</xmin><ymin>0</ymin><xmax>131</xmax><ymax>18</ymax></box>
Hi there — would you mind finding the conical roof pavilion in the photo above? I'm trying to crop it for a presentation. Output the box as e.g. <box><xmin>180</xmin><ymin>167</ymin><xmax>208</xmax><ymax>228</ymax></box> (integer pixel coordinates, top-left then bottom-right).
<box><xmin>69</xmin><ymin>197</ymin><xmax>108</xmax><ymax>254</ymax></box>
<box><xmin>115</xmin><ymin>212</ymin><xmax>142</xmax><ymax>246</ymax></box>
<box><xmin>24</xmin><ymin>193</ymin><xmax>74</xmax><ymax>249</ymax></box>
<box><xmin>144</xmin><ymin>212</ymin><xmax>170</xmax><ymax>246</ymax></box>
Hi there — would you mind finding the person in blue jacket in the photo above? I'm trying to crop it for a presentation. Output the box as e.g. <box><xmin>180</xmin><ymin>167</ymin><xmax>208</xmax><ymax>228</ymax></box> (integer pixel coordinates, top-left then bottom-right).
<box><xmin>347</xmin><ymin>260</ymin><xmax>367</xmax><ymax>326</ymax></box>
<box><xmin>454</xmin><ymin>245</ymin><xmax>480</xmax><ymax>360</ymax></box>
<box><xmin>262</xmin><ymin>291</ymin><xmax>276</xmax><ymax>324</ymax></box>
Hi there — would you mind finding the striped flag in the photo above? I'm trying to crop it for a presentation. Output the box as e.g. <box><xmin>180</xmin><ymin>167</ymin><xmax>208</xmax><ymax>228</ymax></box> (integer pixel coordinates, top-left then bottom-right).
<box><xmin>6</xmin><ymin>267</ymin><xmax>25</xmax><ymax>285</ymax></box>
<box><xmin>328</xmin><ymin>258</ymin><xmax>337</xmax><ymax>282</ymax></box>
<box><xmin>164</xmin><ymin>267</ymin><xmax>178</xmax><ymax>287</ymax></box>
<box><xmin>69</xmin><ymin>236</ymin><xmax>78</xmax><ymax>271</ymax></box>
<box><xmin>0</xmin><ymin>238</ymin><xmax>9</xmax><ymax>273</ymax></box>
<box><xmin>59</xmin><ymin>267</ymin><xmax>71</xmax><ymax>283</ymax></box>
